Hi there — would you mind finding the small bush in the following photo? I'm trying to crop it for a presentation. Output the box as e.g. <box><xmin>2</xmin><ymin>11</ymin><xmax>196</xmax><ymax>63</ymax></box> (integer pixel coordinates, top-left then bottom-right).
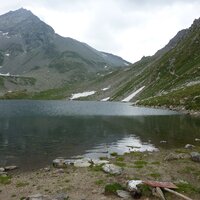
<box><xmin>104</xmin><ymin>183</ymin><xmax>124</xmax><ymax>195</ymax></box>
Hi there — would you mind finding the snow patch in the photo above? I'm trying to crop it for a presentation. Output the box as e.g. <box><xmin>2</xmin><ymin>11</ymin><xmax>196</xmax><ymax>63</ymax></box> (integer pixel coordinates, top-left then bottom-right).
<box><xmin>101</xmin><ymin>97</ymin><xmax>110</xmax><ymax>102</ymax></box>
<box><xmin>101</xmin><ymin>86</ymin><xmax>110</xmax><ymax>91</ymax></box>
<box><xmin>70</xmin><ymin>91</ymin><xmax>96</xmax><ymax>100</ymax></box>
<box><xmin>2</xmin><ymin>32</ymin><xmax>10</xmax><ymax>38</ymax></box>
<box><xmin>122</xmin><ymin>86</ymin><xmax>145</xmax><ymax>102</ymax></box>
<box><xmin>104</xmin><ymin>65</ymin><xmax>108</xmax><ymax>69</ymax></box>
<box><xmin>2</xmin><ymin>32</ymin><xmax>8</xmax><ymax>36</ymax></box>
<box><xmin>0</xmin><ymin>72</ymin><xmax>10</xmax><ymax>77</ymax></box>
<box><xmin>5</xmin><ymin>53</ymin><xmax>10</xmax><ymax>57</ymax></box>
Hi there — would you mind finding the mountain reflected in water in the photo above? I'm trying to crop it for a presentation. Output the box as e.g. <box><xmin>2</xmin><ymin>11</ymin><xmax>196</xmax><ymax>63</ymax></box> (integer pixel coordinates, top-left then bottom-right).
<box><xmin>0</xmin><ymin>101</ymin><xmax>199</xmax><ymax>170</ymax></box>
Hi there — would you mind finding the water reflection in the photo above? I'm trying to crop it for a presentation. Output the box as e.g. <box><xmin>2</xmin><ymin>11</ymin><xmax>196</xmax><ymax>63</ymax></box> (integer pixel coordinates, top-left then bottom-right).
<box><xmin>0</xmin><ymin>114</ymin><xmax>200</xmax><ymax>170</ymax></box>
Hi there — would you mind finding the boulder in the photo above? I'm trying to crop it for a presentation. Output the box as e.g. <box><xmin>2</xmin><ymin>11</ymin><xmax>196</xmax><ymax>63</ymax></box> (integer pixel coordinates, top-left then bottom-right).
<box><xmin>195</xmin><ymin>138</ymin><xmax>200</xmax><ymax>142</ymax></box>
<box><xmin>74</xmin><ymin>158</ymin><xmax>91</xmax><ymax>167</ymax></box>
<box><xmin>53</xmin><ymin>158</ymin><xmax>66</xmax><ymax>168</ymax></box>
<box><xmin>185</xmin><ymin>144</ymin><xmax>195</xmax><ymax>149</ymax></box>
<box><xmin>102</xmin><ymin>164</ymin><xmax>122</xmax><ymax>175</ymax></box>
<box><xmin>191</xmin><ymin>152</ymin><xmax>200</xmax><ymax>162</ymax></box>
<box><xmin>5</xmin><ymin>165</ymin><xmax>18</xmax><ymax>171</ymax></box>
<box><xmin>116</xmin><ymin>190</ymin><xmax>131</xmax><ymax>199</ymax></box>
<box><xmin>0</xmin><ymin>167</ymin><xmax>5</xmax><ymax>172</ymax></box>
<box><xmin>91</xmin><ymin>159</ymin><xmax>109</xmax><ymax>165</ymax></box>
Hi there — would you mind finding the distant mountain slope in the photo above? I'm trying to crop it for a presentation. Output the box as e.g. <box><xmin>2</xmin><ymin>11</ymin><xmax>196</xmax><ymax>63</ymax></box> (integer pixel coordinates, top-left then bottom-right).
<box><xmin>0</xmin><ymin>8</ymin><xmax>130</xmax><ymax>94</ymax></box>
<box><xmin>81</xmin><ymin>17</ymin><xmax>200</xmax><ymax>111</ymax></box>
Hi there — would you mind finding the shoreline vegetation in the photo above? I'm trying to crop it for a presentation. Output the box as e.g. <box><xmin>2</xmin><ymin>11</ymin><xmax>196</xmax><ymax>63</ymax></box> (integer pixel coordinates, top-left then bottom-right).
<box><xmin>1</xmin><ymin>144</ymin><xmax>200</xmax><ymax>200</ymax></box>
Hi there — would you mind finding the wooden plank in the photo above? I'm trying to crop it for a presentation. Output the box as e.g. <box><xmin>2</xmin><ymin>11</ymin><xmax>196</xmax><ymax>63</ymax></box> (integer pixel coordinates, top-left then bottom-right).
<box><xmin>164</xmin><ymin>188</ymin><xmax>193</xmax><ymax>200</ymax></box>
<box><xmin>143</xmin><ymin>180</ymin><xmax>178</xmax><ymax>189</ymax></box>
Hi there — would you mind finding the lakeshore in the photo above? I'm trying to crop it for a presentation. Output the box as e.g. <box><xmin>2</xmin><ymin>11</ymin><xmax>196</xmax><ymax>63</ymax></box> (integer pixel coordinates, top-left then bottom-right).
<box><xmin>1</xmin><ymin>145</ymin><xmax>200</xmax><ymax>200</ymax></box>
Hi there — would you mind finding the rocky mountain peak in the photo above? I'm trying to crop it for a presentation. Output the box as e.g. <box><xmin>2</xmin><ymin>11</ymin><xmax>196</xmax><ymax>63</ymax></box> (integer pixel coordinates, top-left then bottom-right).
<box><xmin>191</xmin><ymin>17</ymin><xmax>200</xmax><ymax>29</ymax></box>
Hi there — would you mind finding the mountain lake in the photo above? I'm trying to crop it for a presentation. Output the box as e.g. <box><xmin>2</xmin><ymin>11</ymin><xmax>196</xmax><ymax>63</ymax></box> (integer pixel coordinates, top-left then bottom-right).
<box><xmin>0</xmin><ymin>100</ymin><xmax>199</xmax><ymax>171</ymax></box>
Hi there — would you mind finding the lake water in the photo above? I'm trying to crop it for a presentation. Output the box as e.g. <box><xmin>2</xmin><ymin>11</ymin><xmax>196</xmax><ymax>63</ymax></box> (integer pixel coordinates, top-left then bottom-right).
<box><xmin>0</xmin><ymin>100</ymin><xmax>199</xmax><ymax>170</ymax></box>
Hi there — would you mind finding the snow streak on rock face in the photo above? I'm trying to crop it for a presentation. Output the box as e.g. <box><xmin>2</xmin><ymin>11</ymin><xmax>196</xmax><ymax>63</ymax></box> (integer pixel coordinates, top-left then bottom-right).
<box><xmin>0</xmin><ymin>72</ymin><xmax>10</xmax><ymax>77</ymax></box>
<box><xmin>70</xmin><ymin>91</ymin><xmax>96</xmax><ymax>100</ymax></box>
<box><xmin>101</xmin><ymin>86</ymin><xmax>110</xmax><ymax>91</ymax></box>
<box><xmin>101</xmin><ymin>97</ymin><xmax>110</xmax><ymax>102</ymax></box>
<box><xmin>122</xmin><ymin>86</ymin><xmax>145</xmax><ymax>102</ymax></box>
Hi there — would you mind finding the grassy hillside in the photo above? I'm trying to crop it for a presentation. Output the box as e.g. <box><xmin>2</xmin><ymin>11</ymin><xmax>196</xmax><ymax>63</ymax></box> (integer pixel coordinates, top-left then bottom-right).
<box><xmin>78</xmin><ymin>18</ymin><xmax>200</xmax><ymax>111</ymax></box>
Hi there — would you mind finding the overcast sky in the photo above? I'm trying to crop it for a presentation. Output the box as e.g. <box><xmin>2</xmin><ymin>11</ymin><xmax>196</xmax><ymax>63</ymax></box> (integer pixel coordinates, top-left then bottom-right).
<box><xmin>0</xmin><ymin>0</ymin><xmax>200</xmax><ymax>63</ymax></box>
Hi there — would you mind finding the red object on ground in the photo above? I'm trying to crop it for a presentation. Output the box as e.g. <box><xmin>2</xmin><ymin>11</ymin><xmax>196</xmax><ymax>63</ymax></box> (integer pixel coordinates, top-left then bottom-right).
<box><xmin>143</xmin><ymin>181</ymin><xmax>178</xmax><ymax>189</ymax></box>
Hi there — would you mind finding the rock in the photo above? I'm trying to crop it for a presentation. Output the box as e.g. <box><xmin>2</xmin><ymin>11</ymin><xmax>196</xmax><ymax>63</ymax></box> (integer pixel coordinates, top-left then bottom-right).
<box><xmin>190</xmin><ymin>152</ymin><xmax>200</xmax><ymax>162</ymax></box>
<box><xmin>43</xmin><ymin>167</ymin><xmax>50</xmax><ymax>172</ymax></box>
<box><xmin>160</xmin><ymin>140</ymin><xmax>167</xmax><ymax>144</ymax></box>
<box><xmin>53</xmin><ymin>158</ymin><xmax>66</xmax><ymax>168</ymax></box>
<box><xmin>116</xmin><ymin>190</ymin><xmax>131</xmax><ymax>199</ymax></box>
<box><xmin>164</xmin><ymin>153</ymin><xmax>189</xmax><ymax>161</ymax></box>
<box><xmin>127</xmin><ymin>180</ymin><xmax>143</xmax><ymax>191</ymax></box>
<box><xmin>0</xmin><ymin>167</ymin><xmax>5</xmax><ymax>172</ymax></box>
<box><xmin>64</xmin><ymin>159</ymin><xmax>75</xmax><ymax>165</ymax></box>
<box><xmin>5</xmin><ymin>165</ymin><xmax>18</xmax><ymax>171</ymax></box>
<box><xmin>185</xmin><ymin>144</ymin><xmax>195</xmax><ymax>149</ymax></box>
<box><xmin>54</xmin><ymin>169</ymin><xmax>64</xmax><ymax>174</ymax></box>
<box><xmin>91</xmin><ymin>159</ymin><xmax>109</xmax><ymax>165</ymax></box>
<box><xmin>74</xmin><ymin>158</ymin><xmax>91</xmax><ymax>168</ymax></box>
<box><xmin>102</xmin><ymin>164</ymin><xmax>122</xmax><ymax>175</ymax></box>
<box><xmin>153</xmin><ymin>187</ymin><xmax>166</xmax><ymax>200</ymax></box>
<box><xmin>195</xmin><ymin>138</ymin><xmax>200</xmax><ymax>142</ymax></box>
<box><xmin>52</xmin><ymin>193</ymin><xmax>69</xmax><ymax>200</ymax></box>
<box><xmin>26</xmin><ymin>193</ymin><xmax>50</xmax><ymax>200</ymax></box>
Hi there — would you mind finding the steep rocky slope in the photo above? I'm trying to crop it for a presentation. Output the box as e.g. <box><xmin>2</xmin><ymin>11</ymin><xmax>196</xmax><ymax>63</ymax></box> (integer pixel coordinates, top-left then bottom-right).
<box><xmin>0</xmin><ymin>8</ymin><xmax>130</xmax><ymax>95</ymax></box>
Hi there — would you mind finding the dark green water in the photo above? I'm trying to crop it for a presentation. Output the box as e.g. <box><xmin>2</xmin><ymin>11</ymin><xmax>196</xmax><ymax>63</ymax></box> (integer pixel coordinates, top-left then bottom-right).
<box><xmin>0</xmin><ymin>100</ymin><xmax>199</xmax><ymax>170</ymax></box>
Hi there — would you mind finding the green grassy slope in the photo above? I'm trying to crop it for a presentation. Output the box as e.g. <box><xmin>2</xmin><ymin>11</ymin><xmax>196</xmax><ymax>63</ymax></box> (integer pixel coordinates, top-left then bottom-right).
<box><xmin>83</xmin><ymin>18</ymin><xmax>200</xmax><ymax>110</ymax></box>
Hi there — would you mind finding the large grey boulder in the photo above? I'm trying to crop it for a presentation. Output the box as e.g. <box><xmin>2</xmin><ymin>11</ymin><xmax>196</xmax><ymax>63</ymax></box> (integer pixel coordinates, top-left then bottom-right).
<box><xmin>91</xmin><ymin>159</ymin><xmax>109</xmax><ymax>165</ymax></box>
<box><xmin>74</xmin><ymin>158</ymin><xmax>91</xmax><ymax>167</ymax></box>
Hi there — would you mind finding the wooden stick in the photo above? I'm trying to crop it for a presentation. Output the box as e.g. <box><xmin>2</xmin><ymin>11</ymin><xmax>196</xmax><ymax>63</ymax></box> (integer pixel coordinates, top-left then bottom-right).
<box><xmin>156</xmin><ymin>187</ymin><xmax>166</xmax><ymax>200</ymax></box>
<box><xmin>164</xmin><ymin>188</ymin><xmax>193</xmax><ymax>200</ymax></box>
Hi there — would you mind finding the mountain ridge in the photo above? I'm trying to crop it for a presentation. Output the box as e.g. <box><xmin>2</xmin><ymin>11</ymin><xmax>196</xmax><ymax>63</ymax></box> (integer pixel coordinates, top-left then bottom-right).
<box><xmin>75</xmin><ymin>17</ymin><xmax>200</xmax><ymax>111</ymax></box>
<box><xmin>0</xmin><ymin>8</ymin><xmax>130</xmax><ymax>95</ymax></box>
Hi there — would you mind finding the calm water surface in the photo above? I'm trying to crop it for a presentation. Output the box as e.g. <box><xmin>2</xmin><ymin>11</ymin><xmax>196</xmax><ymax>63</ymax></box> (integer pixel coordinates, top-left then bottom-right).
<box><xmin>0</xmin><ymin>100</ymin><xmax>199</xmax><ymax>170</ymax></box>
